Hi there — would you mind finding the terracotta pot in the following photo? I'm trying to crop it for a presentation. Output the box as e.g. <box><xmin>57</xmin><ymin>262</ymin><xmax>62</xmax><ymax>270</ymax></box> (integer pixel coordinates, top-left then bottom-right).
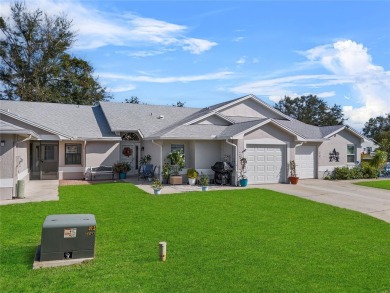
<box><xmin>289</xmin><ymin>176</ymin><xmax>299</xmax><ymax>185</ymax></box>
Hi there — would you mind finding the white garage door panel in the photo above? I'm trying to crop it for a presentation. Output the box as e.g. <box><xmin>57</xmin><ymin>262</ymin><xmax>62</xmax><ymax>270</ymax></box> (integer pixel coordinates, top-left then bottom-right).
<box><xmin>296</xmin><ymin>146</ymin><xmax>316</xmax><ymax>179</ymax></box>
<box><xmin>246</xmin><ymin>144</ymin><xmax>285</xmax><ymax>184</ymax></box>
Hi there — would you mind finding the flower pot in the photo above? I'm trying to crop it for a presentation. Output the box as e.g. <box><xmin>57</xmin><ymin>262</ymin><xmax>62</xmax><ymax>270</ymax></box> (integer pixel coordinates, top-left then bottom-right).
<box><xmin>188</xmin><ymin>178</ymin><xmax>196</xmax><ymax>185</ymax></box>
<box><xmin>240</xmin><ymin>178</ymin><xmax>248</xmax><ymax>187</ymax></box>
<box><xmin>202</xmin><ymin>186</ymin><xmax>208</xmax><ymax>192</ymax></box>
<box><xmin>288</xmin><ymin>176</ymin><xmax>299</xmax><ymax>185</ymax></box>
<box><xmin>119</xmin><ymin>172</ymin><xmax>127</xmax><ymax>179</ymax></box>
<box><xmin>154</xmin><ymin>189</ymin><xmax>161</xmax><ymax>195</ymax></box>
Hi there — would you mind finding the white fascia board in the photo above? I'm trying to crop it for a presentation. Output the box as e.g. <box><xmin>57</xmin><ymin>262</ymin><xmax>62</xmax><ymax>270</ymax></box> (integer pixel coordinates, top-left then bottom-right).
<box><xmin>231</xmin><ymin>119</ymin><xmax>305</xmax><ymax>141</ymax></box>
<box><xmin>78</xmin><ymin>137</ymin><xmax>122</xmax><ymax>141</ymax></box>
<box><xmin>184</xmin><ymin>111</ymin><xmax>234</xmax><ymax>126</ymax></box>
<box><xmin>324</xmin><ymin>125</ymin><xmax>365</xmax><ymax>141</ymax></box>
<box><xmin>324</xmin><ymin>126</ymin><xmax>346</xmax><ymax>138</ymax></box>
<box><xmin>214</xmin><ymin>94</ymin><xmax>292</xmax><ymax>121</ymax></box>
<box><xmin>144</xmin><ymin>136</ymin><xmax>222</xmax><ymax>140</ymax></box>
<box><xmin>0</xmin><ymin>129</ymin><xmax>39</xmax><ymax>139</ymax></box>
<box><xmin>271</xmin><ymin>119</ymin><xmax>306</xmax><ymax>140</ymax></box>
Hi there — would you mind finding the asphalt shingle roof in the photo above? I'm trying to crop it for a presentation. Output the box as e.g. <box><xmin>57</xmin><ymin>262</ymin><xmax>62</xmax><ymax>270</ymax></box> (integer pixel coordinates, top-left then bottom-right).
<box><xmin>0</xmin><ymin>100</ymin><xmax>116</xmax><ymax>139</ymax></box>
<box><xmin>0</xmin><ymin>96</ymin><xmax>361</xmax><ymax>142</ymax></box>
<box><xmin>99</xmin><ymin>102</ymin><xmax>200</xmax><ymax>137</ymax></box>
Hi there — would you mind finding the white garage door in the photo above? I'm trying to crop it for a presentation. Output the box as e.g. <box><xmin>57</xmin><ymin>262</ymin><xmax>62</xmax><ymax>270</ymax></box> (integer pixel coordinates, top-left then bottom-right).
<box><xmin>246</xmin><ymin>144</ymin><xmax>286</xmax><ymax>184</ymax></box>
<box><xmin>295</xmin><ymin>146</ymin><xmax>316</xmax><ymax>179</ymax></box>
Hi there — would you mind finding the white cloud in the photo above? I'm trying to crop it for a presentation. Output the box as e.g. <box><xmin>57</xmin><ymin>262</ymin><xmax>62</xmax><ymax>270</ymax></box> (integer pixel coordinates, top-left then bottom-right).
<box><xmin>182</xmin><ymin>38</ymin><xmax>217</xmax><ymax>54</ymax></box>
<box><xmin>316</xmin><ymin>91</ymin><xmax>336</xmax><ymax>98</ymax></box>
<box><xmin>100</xmin><ymin>71</ymin><xmax>233</xmax><ymax>83</ymax></box>
<box><xmin>230</xmin><ymin>40</ymin><xmax>390</xmax><ymax>129</ymax></box>
<box><xmin>230</xmin><ymin>74</ymin><xmax>351</xmax><ymax>96</ymax></box>
<box><xmin>304</xmin><ymin>40</ymin><xmax>390</xmax><ymax>127</ymax></box>
<box><xmin>233</xmin><ymin>37</ymin><xmax>244</xmax><ymax>42</ymax></box>
<box><xmin>236</xmin><ymin>56</ymin><xmax>246</xmax><ymax>65</ymax></box>
<box><xmin>107</xmin><ymin>85</ymin><xmax>137</xmax><ymax>93</ymax></box>
<box><xmin>0</xmin><ymin>0</ymin><xmax>217</xmax><ymax>54</ymax></box>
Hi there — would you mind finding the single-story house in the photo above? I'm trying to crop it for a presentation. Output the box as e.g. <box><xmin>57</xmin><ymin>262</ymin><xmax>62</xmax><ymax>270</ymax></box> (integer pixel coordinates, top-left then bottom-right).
<box><xmin>0</xmin><ymin>94</ymin><xmax>367</xmax><ymax>199</ymax></box>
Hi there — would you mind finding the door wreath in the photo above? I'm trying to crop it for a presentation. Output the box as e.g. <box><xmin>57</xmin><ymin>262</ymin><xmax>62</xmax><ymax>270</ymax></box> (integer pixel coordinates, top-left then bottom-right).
<box><xmin>122</xmin><ymin>147</ymin><xmax>132</xmax><ymax>157</ymax></box>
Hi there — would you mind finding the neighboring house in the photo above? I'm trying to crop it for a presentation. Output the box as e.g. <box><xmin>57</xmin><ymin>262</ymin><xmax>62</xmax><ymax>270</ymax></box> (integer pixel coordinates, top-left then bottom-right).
<box><xmin>361</xmin><ymin>139</ymin><xmax>379</xmax><ymax>155</ymax></box>
<box><xmin>0</xmin><ymin>94</ymin><xmax>367</xmax><ymax>199</ymax></box>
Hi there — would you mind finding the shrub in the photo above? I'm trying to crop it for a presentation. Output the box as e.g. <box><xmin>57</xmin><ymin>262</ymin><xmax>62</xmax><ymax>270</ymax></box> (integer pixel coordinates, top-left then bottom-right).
<box><xmin>187</xmin><ymin>168</ymin><xmax>199</xmax><ymax>179</ymax></box>
<box><xmin>333</xmin><ymin>166</ymin><xmax>351</xmax><ymax>180</ymax></box>
<box><xmin>361</xmin><ymin>165</ymin><xmax>379</xmax><ymax>178</ymax></box>
<box><xmin>331</xmin><ymin>165</ymin><xmax>379</xmax><ymax>180</ymax></box>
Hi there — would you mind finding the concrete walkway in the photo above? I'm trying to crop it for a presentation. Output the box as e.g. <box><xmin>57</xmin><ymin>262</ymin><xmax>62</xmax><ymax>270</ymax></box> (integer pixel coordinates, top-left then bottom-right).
<box><xmin>0</xmin><ymin>180</ymin><xmax>59</xmax><ymax>206</ymax></box>
<box><xmin>1</xmin><ymin>177</ymin><xmax>389</xmax><ymax>224</ymax></box>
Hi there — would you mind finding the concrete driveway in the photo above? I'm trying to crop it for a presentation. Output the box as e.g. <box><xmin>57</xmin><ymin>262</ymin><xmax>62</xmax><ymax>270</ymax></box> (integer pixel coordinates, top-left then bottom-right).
<box><xmin>260</xmin><ymin>179</ymin><xmax>390</xmax><ymax>224</ymax></box>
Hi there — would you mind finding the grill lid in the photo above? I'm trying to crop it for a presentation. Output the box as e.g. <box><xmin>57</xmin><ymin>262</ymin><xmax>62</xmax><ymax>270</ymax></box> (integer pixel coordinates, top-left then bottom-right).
<box><xmin>211</xmin><ymin>161</ymin><xmax>233</xmax><ymax>172</ymax></box>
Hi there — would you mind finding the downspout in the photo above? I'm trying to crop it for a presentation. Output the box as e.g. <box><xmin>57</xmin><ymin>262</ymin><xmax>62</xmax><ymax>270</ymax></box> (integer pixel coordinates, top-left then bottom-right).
<box><xmin>13</xmin><ymin>134</ymin><xmax>32</xmax><ymax>198</ymax></box>
<box><xmin>83</xmin><ymin>140</ymin><xmax>87</xmax><ymax>178</ymax></box>
<box><xmin>225</xmin><ymin>138</ymin><xmax>238</xmax><ymax>186</ymax></box>
<box><xmin>152</xmin><ymin>140</ymin><xmax>162</xmax><ymax>180</ymax></box>
<box><xmin>290</xmin><ymin>141</ymin><xmax>304</xmax><ymax>180</ymax></box>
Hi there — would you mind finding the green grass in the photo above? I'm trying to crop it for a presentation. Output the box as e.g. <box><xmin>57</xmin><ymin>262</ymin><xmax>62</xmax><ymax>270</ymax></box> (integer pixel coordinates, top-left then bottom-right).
<box><xmin>355</xmin><ymin>179</ymin><xmax>390</xmax><ymax>190</ymax></box>
<box><xmin>1</xmin><ymin>183</ymin><xmax>390</xmax><ymax>292</ymax></box>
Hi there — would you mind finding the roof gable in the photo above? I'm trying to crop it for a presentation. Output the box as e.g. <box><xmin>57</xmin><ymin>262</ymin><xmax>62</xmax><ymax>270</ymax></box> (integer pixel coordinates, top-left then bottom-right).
<box><xmin>219</xmin><ymin>95</ymin><xmax>290</xmax><ymax>120</ymax></box>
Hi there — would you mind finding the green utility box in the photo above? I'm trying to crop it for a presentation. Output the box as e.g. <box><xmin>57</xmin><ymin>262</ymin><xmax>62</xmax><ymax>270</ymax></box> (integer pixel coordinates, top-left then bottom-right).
<box><xmin>39</xmin><ymin>214</ymin><xmax>96</xmax><ymax>262</ymax></box>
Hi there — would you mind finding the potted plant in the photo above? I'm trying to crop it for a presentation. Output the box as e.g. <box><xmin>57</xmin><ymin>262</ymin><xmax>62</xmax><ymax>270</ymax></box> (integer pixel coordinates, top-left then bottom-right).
<box><xmin>113</xmin><ymin>161</ymin><xmax>131</xmax><ymax>179</ymax></box>
<box><xmin>187</xmin><ymin>168</ymin><xmax>199</xmax><ymax>185</ymax></box>
<box><xmin>151</xmin><ymin>179</ymin><xmax>163</xmax><ymax>195</ymax></box>
<box><xmin>167</xmin><ymin>150</ymin><xmax>185</xmax><ymax>185</ymax></box>
<box><xmin>140</xmin><ymin>154</ymin><xmax>152</xmax><ymax>165</ymax></box>
<box><xmin>161</xmin><ymin>161</ymin><xmax>171</xmax><ymax>184</ymax></box>
<box><xmin>198</xmin><ymin>172</ymin><xmax>209</xmax><ymax>191</ymax></box>
<box><xmin>288</xmin><ymin>160</ymin><xmax>299</xmax><ymax>184</ymax></box>
<box><xmin>239</xmin><ymin>151</ymin><xmax>248</xmax><ymax>187</ymax></box>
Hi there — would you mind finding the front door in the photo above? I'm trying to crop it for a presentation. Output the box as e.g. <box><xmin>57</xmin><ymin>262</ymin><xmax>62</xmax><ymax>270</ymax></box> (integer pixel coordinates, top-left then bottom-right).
<box><xmin>30</xmin><ymin>142</ymin><xmax>59</xmax><ymax>180</ymax></box>
<box><xmin>120</xmin><ymin>142</ymin><xmax>139</xmax><ymax>175</ymax></box>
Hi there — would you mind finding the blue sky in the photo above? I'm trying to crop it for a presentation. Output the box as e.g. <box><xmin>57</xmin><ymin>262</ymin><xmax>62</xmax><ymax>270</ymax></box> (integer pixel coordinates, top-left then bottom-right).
<box><xmin>1</xmin><ymin>0</ymin><xmax>389</xmax><ymax>130</ymax></box>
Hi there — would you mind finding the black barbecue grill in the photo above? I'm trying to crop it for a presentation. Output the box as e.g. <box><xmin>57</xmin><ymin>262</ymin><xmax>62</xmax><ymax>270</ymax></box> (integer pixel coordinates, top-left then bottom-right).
<box><xmin>211</xmin><ymin>161</ymin><xmax>234</xmax><ymax>185</ymax></box>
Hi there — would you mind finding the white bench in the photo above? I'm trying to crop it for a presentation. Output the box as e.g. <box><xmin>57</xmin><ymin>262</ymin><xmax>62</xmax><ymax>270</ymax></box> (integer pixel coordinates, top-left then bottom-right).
<box><xmin>85</xmin><ymin>166</ymin><xmax>114</xmax><ymax>181</ymax></box>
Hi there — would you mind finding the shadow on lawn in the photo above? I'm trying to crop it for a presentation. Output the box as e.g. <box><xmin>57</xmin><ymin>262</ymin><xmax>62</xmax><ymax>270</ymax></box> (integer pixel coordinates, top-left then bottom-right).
<box><xmin>2</xmin><ymin>244</ymin><xmax>37</xmax><ymax>269</ymax></box>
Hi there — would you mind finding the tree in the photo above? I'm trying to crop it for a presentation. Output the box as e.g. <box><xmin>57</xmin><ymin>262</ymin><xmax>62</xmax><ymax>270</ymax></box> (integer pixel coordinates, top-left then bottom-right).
<box><xmin>274</xmin><ymin>95</ymin><xmax>345</xmax><ymax>126</ymax></box>
<box><xmin>362</xmin><ymin>113</ymin><xmax>390</xmax><ymax>141</ymax></box>
<box><xmin>0</xmin><ymin>2</ymin><xmax>109</xmax><ymax>104</ymax></box>
<box><xmin>125</xmin><ymin>96</ymin><xmax>140</xmax><ymax>104</ymax></box>
<box><xmin>173</xmin><ymin>101</ymin><xmax>185</xmax><ymax>107</ymax></box>
<box><xmin>363</xmin><ymin>114</ymin><xmax>390</xmax><ymax>161</ymax></box>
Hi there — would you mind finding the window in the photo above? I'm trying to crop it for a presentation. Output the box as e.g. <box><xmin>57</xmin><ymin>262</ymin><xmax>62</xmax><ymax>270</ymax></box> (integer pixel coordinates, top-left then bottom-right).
<box><xmin>347</xmin><ymin>145</ymin><xmax>355</xmax><ymax>163</ymax></box>
<box><xmin>44</xmin><ymin>145</ymin><xmax>55</xmax><ymax>161</ymax></box>
<box><xmin>171</xmin><ymin>144</ymin><xmax>184</xmax><ymax>154</ymax></box>
<box><xmin>65</xmin><ymin>144</ymin><xmax>82</xmax><ymax>165</ymax></box>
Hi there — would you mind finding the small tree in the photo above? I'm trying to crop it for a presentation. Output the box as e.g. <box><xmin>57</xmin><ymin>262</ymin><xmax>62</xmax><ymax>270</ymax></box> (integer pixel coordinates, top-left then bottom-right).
<box><xmin>239</xmin><ymin>151</ymin><xmax>247</xmax><ymax>179</ymax></box>
<box><xmin>167</xmin><ymin>150</ymin><xmax>185</xmax><ymax>175</ymax></box>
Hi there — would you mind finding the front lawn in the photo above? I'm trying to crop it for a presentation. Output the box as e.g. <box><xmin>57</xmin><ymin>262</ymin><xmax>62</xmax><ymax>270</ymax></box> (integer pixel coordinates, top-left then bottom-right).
<box><xmin>1</xmin><ymin>183</ymin><xmax>390</xmax><ymax>292</ymax></box>
<box><xmin>355</xmin><ymin>179</ymin><xmax>390</xmax><ymax>190</ymax></box>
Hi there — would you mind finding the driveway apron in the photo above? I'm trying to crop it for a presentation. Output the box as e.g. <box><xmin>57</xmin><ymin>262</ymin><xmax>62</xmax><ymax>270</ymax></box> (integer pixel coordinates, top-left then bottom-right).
<box><xmin>260</xmin><ymin>179</ymin><xmax>390</xmax><ymax>223</ymax></box>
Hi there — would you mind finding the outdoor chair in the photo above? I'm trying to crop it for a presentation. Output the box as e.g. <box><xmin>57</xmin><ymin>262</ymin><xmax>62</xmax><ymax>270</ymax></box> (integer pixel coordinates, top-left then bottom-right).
<box><xmin>139</xmin><ymin>164</ymin><xmax>155</xmax><ymax>181</ymax></box>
